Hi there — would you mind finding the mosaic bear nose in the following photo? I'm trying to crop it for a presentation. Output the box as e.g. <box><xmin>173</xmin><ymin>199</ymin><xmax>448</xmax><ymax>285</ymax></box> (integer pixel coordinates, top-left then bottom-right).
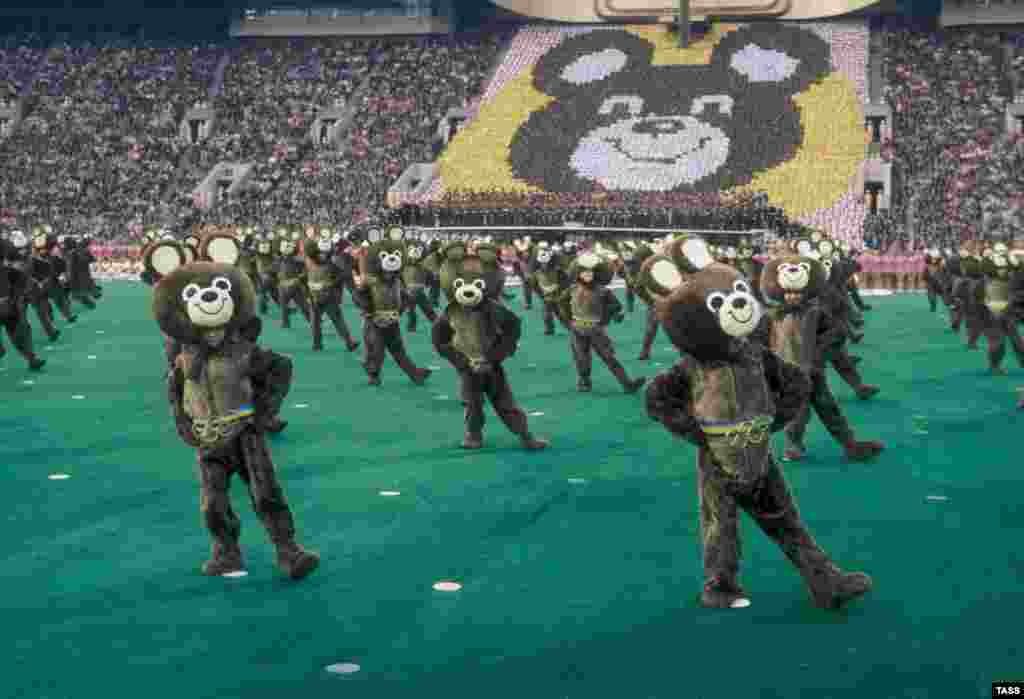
<box><xmin>632</xmin><ymin>119</ymin><xmax>683</xmax><ymax>136</ymax></box>
<box><xmin>732</xmin><ymin>297</ymin><xmax>747</xmax><ymax>310</ymax></box>
<box><xmin>201</xmin><ymin>290</ymin><xmax>219</xmax><ymax>303</ymax></box>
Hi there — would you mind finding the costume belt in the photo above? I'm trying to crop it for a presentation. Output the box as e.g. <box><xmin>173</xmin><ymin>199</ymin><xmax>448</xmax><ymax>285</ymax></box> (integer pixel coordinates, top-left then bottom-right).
<box><xmin>466</xmin><ymin>355</ymin><xmax>489</xmax><ymax>371</ymax></box>
<box><xmin>279</xmin><ymin>278</ymin><xmax>301</xmax><ymax>289</ymax></box>
<box><xmin>371</xmin><ymin>310</ymin><xmax>400</xmax><ymax>327</ymax></box>
<box><xmin>540</xmin><ymin>283</ymin><xmax>558</xmax><ymax>295</ymax></box>
<box><xmin>191</xmin><ymin>406</ymin><xmax>256</xmax><ymax>448</ymax></box>
<box><xmin>699</xmin><ymin>415</ymin><xmax>773</xmax><ymax>448</ymax></box>
<box><xmin>986</xmin><ymin>301</ymin><xmax>1009</xmax><ymax>316</ymax></box>
<box><xmin>572</xmin><ymin>317</ymin><xmax>599</xmax><ymax>330</ymax></box>
<box><xmin>406</xmin><ymin>283</ymin><xmax>425</xmax><ymax>291</ymax></box>
<box><xmin>308</xmin><ymin>281</ymin><xmax>334</xmax><ymax>292</ymax></box>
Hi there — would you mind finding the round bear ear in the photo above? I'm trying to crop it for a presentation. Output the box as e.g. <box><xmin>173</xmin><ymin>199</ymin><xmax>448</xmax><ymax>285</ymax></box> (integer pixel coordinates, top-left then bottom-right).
<box><xmin>531</xmin><ymin>30</ymin><xmax>654</xmax><ymax>99</ymax></box>
<box><xmin>666</xmin><ymin>235</ymin><xmax>714</xmax><ymax>273</ymax></box>
<box><xmin>201</xmin><ymin>232</ymin><xmax>241</xmax><ymax>266</ymax></box>
<box><xmin>639</xmin><ymin>254</ymin><xmax>688</xmax><ymax>298</ymax></box>
<box><xmin>817</xmin><ymin>239</ymin><xmax>835</xmax><ymax>256</ymax></box>
<box><xmin>9</xmin><ymin>230</ymin><xmax>28</xmax><ymax>249</ymax></box>
<box><xmin>387</xmin><ymin>225</ymin><xmax>404</xmax><ymax>241</ymax></box>
<box><xmin>146</xmin><ymin>240</ymin><xmax>187</xmax><ymax>278</ymax></box>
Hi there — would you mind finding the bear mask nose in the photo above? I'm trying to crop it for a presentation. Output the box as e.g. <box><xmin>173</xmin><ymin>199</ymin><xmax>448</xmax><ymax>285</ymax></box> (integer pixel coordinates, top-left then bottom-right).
<box><xmin>732</xmin><ymin>297</ymin><xmax>747</xmax><ymax>310</ymax></box>
<box><xmin>201</xmin><ymin>290</ymin><xmax>219</xmax><ymax>303</ymax></box>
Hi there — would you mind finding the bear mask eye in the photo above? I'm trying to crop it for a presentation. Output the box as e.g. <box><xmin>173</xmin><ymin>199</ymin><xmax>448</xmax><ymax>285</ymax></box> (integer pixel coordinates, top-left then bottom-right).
<box><xmin>690</xmin><ymin>94</ymin><xmax>734</xmax><ymax>118</ymax></box>
<box><xmin>797</xmin><ymin>263</ymin><xmax>811</xmax><ymax>273</ymax></box>
<box><xmin>733</xmin><ymin>280</ymin><xmax>750</xmax><ymax>295</ymax></box>
<box><xmin>453</xmin><ymin>278</ymin><xmax>464</xmax><ymax>289</ymax></box>
<box><xmin>598</xmin><ymin>95</ymin><xmax>643</xmax><ymax>117</ymax></box>
<box><xmin>706</xmin><ymin>293</ymin><xmax>726</xmax><ymax>313</ymax></box>
<box><xmin>473</xmin><ymin>279</ymin><xmax>486</xmax><ymax>291</ymax></box>
<box><xmin>182</xmin><ymin>283</ymin><xmax>201</xmax><ymax>302</ymax></box>
<box><xmin>212</xmin><ymin>277</ymin><xmax>232</xmax><ymax>292</ymax></box>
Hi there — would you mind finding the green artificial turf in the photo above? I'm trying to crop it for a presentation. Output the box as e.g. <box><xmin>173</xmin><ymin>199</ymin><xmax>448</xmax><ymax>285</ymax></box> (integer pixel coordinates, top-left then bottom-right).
<box><xmin>3</xmin><ymin>284</ymin><xmax>1022</xmax><ymax>699</ymax></box>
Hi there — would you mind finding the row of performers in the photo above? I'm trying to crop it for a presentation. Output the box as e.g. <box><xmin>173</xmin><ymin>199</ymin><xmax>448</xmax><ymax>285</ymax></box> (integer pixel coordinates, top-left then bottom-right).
<box><xmin>140</xmin><ymin>225</ymin><xmax>884</xmax><ymax>463</ymax></box>
<box><xmin>147</xmin><ymin>228</ymin><xmax>883</xmax><ymax>611</ymax></box>
<box><xmin>0</xmin><ymin>226</ymin><xmax>105</xmax><ymax>370</ymax></box>
<box><xmin>923</xmin><ymin>242</ymin><xmax>1024</xmax><ymax>388</ymax></box>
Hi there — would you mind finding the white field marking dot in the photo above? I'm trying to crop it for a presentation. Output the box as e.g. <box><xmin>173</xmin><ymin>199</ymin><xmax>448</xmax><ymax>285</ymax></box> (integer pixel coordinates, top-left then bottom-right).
<box><xmin>567</xmin><ymin>478</ymin><xmax>587</xmax><ymax>485</ymax></box>
<box><xmin>379</xmin><ymin>490</ymin><xmax>401</xmax><ymax>497</ymax></box>
<box><xmin>87</xmin><ymin>355</ymin><xmax>97</xmax><ymax>360</ymax></box>
<box><xmin>48</xmin><ymin>473</ymin><xmax>70</xmax><ymax>480</ymax></box>
<box><xmin>325</xmin><ymin>663</ymin><xmax>361</xmax><ymax>675</ymax></box>
<box><xmin>730</xmin><ymin>598</ymin><xmax>752</xmax><ymax>608</ymax></box>
<box><xmin>433</xmin><ymin>581</ymin><xmax>462</xmax><ymax>592</ymax></box>
<box><xmin>294</xmin><ymin>403</ymin><xmax>309</xmax><ymax>408</ymax></box>
<box><xmin>95</xmin><ymin>330</ymin><xmax>105</xmax><ymax>334</ymax></box>
<box><xmin>72</xmin><ymin>395</ymin><xmax>85</xmax><ymax>400</ymax></box>
<box><xmin>429</xmin><ymin>365</ymin><xmax>441</xmax><ymax>371</ymax></box>
<box><xmin>529</xmin><ymin>411</ymin><xmax>544</xmax><ymax>417</ymax></box>
<box><xmin>435</xmin><ymin>395</ymin><xmax>449</xmax><ymax>400</ymax></box>
<box><xmin>222</xmin><ymin>570</ymin><xmax>248</xmax><ymax>578</ymax></box>
<box><xmin>926</xmin><ymin>495</ymin><xmax>949</xmax><ymax>503</ymax></box>
<box><xmin>22</xmin><ymin>380</ymin><xmax>34</xmax><ymax>385</ymax></box>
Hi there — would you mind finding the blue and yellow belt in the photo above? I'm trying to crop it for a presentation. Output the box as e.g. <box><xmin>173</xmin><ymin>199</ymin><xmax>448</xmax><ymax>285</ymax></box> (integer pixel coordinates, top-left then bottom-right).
<box><xmin>698</xmin><ymin>415</ymin><xmax>773</xmax><ymax>447</ymax></box>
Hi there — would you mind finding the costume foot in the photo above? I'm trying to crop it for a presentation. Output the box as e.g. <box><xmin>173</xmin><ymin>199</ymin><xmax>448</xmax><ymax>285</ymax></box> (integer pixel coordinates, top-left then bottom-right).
<box><xmin>520</xmin><ymin>433</ymin><xmax>548</xmax><ymax>450</ymax></box>
<box><xmin>990</xmin><ymin>366</ymin><xmax>1007</xmax><ymax>376</ymax></box>
<box><xmin>28</xmin><ymin>357</ymin><xmax>46</xmax><ymax>371</ymax></box>
<box><xmin>850</xmin><ymin>355</ymin><xmax>863</xmax><ymax>365</ymax></box>
<box><xmin>783</xmin><ymin>447</ymin><xmax>805</xmax><ymax>462</ymax></box>
<box><xmin>637</xmin><ymin>352</ymin><xmax>651</xmax><ymax>361</ymax></box>
<box><xmin>700</xmin><ymin>579</ymin><xmax>751</xmax><ymax>609</ymax></box>
<box><xmin>844</xmin><ymin>440</ymin><xmax>884</xmax><ymax>462</ymax></box>
<box><xmin>346</xmin><ymin>340</ymin><xmax>360</xmax><ymax>352</ymax></box>
<box><xmin>265</xmin><ymin>416</ymin><xmax>288</xmax><ymax>434</ymax></box>
<box><xmin>543</xmin><ymin>329</ymin><xmax>554</xmax><ymax>336</ymax></box>
<box><xmin>850</xmin><ymin>333</ymin><xmax>864</xmax><ymax>344</ymax></box>
<box><xmin>461</xmin><ymin>432</ymin><xmax>483</xmax><ymax>449</ymax></box>
<box><xmin>277</xmin><ymin>547</ymin><xmax>319</xmax><ymax>580</ymax></box>
<box><xmin>810</xmin><ymin>572</ymin><xmax>872</xmax><ymax>609</ymax></box>
<box><xmin>577</xmin><ymin>379</ymin><xmax>592</xmax><ymax>393</ymax></box>
<box><xmin>202</xmin><ymin>554</ymin><xmax>244</xmax><ymax>576</ymax></box>
<box><xmin>67</xmin><ymin>315</ymin><xmax>77</xmax><ymax>323</ymax></box>
<box><xmin>411</xmin><ymin>368</ymin><xmax>431</xmax><ymax>385</ymax></box>
<box><xmin>312</xmin><ymin>343</ymin><xmax>323</xmax><ymax>352</ymax></box>
<box><xmin>967</xmin><ymin>342</ymin><xmax>978</xmax><ymax>350</ymax></box>
<box><xmin>863</xmin><ymin>304</ymin><xmax>873</xmax><ymax>311</ymax></box>
<box><xmin>624</xmin><ymin>377</ymin><xmax>647</xmax><ymax>394</ymax></box>
<box><xmin>368</xmin><ymin>374</ymin><xmax>381</xmax><ymax>386</ymax></box>
<box><xmin>855</xmin><ymin>384</ymin><xmax>880</xmax><ymax>400</ymax></box>
<box><xmin>524</xmin><ymin>304</ymin><xmax>532</xmax><ymax>310</ymax></box>
<box><xmin>48</xmin><ymin>330</ymin><xmax>60</xmax><ymax>342</ymax></box>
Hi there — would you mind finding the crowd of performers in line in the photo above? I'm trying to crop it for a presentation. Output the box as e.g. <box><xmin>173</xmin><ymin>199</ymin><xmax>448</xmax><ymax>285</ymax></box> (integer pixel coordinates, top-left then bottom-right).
<box><xmin>923</xmin><ymin>242</ymin><xmax>1024</xmax><ymax>400</ymax></box>
<box><xmin>3</xmin><ymin>218</ymin><xmax>895</xmax><ymax>609</ymax></box>
<box><xmin>0</xmin><ymin>226</ymin><xmax>104</xmax><ymax>369</ymax></box>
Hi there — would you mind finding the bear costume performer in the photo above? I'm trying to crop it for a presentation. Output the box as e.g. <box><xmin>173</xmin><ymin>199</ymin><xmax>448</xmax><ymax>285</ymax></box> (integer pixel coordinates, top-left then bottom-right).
<box><xmin>559</xmin><ymin>249</ymin><xmax>646</xmax><ymax>394</ymax></box>
<box><xmin>0</xmin><ymin>235</ymin><xmax>46</xmax><ymax>370</ymax></box>
<box><xmin>154</xmin><ymin>256</ymin><xmax>319</xmax><ymax>580</ymax></box>
<box><xmin>302</xmin><ymin>232</ymin><xmax>359</xmax><ymax>353</ymax></box>
<box><xmin>352</xmin><ymin>226</ymin><xmax>432</xmax><ymax>387</ymax></box>
<box><xmin>431</xmin><ymin>242</ymin><xmax>548</xmax><ymax>451</ymax></box>
<box><xmin>642</xmin><ymin>235</ymin><xmax>872</xmax><ymax>610</ymax></box>
<box><xmin>758</xmin><ymin>254</ymin><xmax>885</xmax><ymax>463</ymax></box>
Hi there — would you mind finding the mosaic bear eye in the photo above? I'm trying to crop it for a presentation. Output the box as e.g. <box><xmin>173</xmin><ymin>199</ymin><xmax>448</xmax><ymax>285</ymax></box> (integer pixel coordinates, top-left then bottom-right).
<box><xmin>706</xmin><ymin>293</ymin><xmax>726</xmax><ymax>313</ymax></box>
<box><xmin>733</xmin><ymin>281</ymin><xmax>750</xmax><ymax>294</ymax></box>
<box><xmin>797</xmin><ymin>263</ymin><xmax>810</xmax><ymax>273</ymax></box>
<box><xmin>212</xmin><ymin>277</ymin><xmax>232</xmax><ymax>292</ymax></box>
<box><xmin>473</xmin><ymin>279</ymin><xmax>486</xmax><ymax>290</ymax></box>
<box><xmin>453</xmin><ymin>279</ymin><xmax>464</xmax><ymax>289</ymax></box>
<box><xmin>182</xmin><ymin>283</ymin><xmax>201</xmax><ymax>302</ymax></box>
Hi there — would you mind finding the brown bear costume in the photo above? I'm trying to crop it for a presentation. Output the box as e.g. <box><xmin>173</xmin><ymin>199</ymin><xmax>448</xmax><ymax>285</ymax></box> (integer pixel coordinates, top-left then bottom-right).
<box><xmin>758</xmin><ymin>254</ymin><xmax>884</xmax><ymax>463</ymax></box>
<box><xmin>154</xmin><ymin>260</ymin><xmax>318</xmax><ymax>580</ymax></box>
<box><xmin>643</xmin><ymin>235</ymin><xmax>872</xmax><ymax>610</ymax></box>
<box><xmin>431</xmin><ymin>242</ymin><xmax>548</xmax><ymax>451</ymax></box>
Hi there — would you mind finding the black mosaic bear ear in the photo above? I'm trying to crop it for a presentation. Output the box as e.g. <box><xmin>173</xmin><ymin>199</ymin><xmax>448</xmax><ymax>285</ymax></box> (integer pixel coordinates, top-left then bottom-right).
<box><xmin>707</xmin><ymin>24</ymin><xmax>832</xmax><ymax>96</ymax></box>
<box><xmin>532</xmin><ymin>29</ymin><xmax>655</xmax><ymax>99</ymax></box>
